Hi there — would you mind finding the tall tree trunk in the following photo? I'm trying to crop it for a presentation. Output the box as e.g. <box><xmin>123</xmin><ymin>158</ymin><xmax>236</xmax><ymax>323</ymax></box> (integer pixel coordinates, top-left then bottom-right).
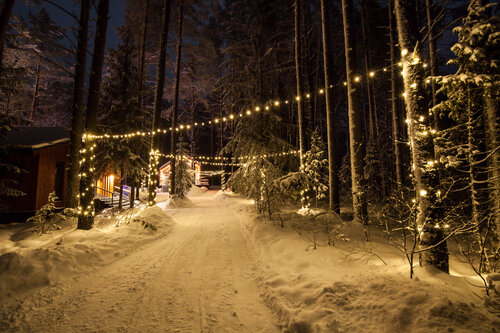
<box><xmin>148</xmin><ymin>0</ymin><xmax>171</xmax><ymax>205</ymax></box>
<box><xmin>66</xmin><ymin>0</ymin><xmax>90</xmax><ymax>209</ymax></box>
<box><xmin>138</xmin><ymin>0</ymin><xmax>149</xmax><ymax>113</ymax></box>
<box><xmin>30</xmin><ymin>55</ymin><xmax>41</xmax><ymax>121</ymax></box>
<box><xmin>294</xmin><ymin>0</ymin><xmax>305</xmax><ymax>166</ymax></box>
<box><xmin>0</xmin><ymin>0</ymin><xmax>14</xmax><ymax>77</ymax></box>
<box><xmin>388</xmin><ymin>0</ymin><xmax>404</xmax><ymax>190</ymax></box>
<box><xmin>130</xmin><ymin>182</ymin><xmax>135</xmax><ymax>208</ymax></box>
<box><xmin>77</xmin><ymin>0</ymin><xmax>110</xmax><ymax>230</ymax></box>
<box><xmin>484</xmin><ymin>87</ymin><xmax>500</xmax><ymax>244</ymax></box>
<box><xmin>359</xmin><ymin>0</ymin><xmax>375</xmax><ymax>142</ymax></box>
<box><xmin>118</xmin><ymin>168</ymin><xmax>124</xmax><ymax>210</ymax></box>
<box><xmin>394</xmin><ymin>0</ymin><xmax>448</xmax><ymax>273</ymax></box>
<box><xmin>341</xmin><ymin>0</ymin><xmax>368</xmax><ymax>229</ymax></box>
<box><xmin>425</xmin><ymin>0</ymin><xmax>439</xmax><ymax>127</ymax></box>
<box><xmin>169</xmin><ymin>0</ymin><xmax>184</xmax><ymax>196</ymax></box>
<box><xmin>320</xmin><ymin>0</ymin><xmax>340</xmax><ymax>213</ymax></box>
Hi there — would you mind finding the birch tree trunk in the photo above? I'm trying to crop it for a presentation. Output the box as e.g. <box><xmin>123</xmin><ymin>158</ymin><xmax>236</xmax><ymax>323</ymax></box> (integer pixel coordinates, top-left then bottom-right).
<box><xmin>148</xmin><ymin>0</ymin><xmax>171</xmax><ymax>205</ymax></box>
<box><xmin>341</xmin><ymin>0</ymin><xmax>368</xmax><ymax>229</ymax></box>
<box><xmin>394</xmin><ymin>0</ymin><xmax>448</xmax><ymax>272</ymax></box>
<box><xmin>78</xmin><ymin>0</ymin><xmax>110</xmax><ymax>230</ymax></box>
<box><xmin>320</xmin><ymin>0</ymin><xmax>340</xmax><ymax>213</ymax></box>
<box><xmin>294</xmin><ymin>0</ymin><xmax>305</xmax><ymax>166</ymax></box>
<box><xmin>66</xmin><ymin>0</ymin><xmax>90</xmax><ymax>209</ymax></box>
<box><xmin>170</xmin><ymin>0</ymin><xmax>184</xmax><ymax>196</ymax></box>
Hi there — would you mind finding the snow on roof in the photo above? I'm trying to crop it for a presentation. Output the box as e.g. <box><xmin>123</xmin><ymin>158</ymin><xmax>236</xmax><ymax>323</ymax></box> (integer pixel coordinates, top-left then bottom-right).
<box><xmin>0</xmin><ymin>127</ymin><xmax>69</xmax><ymax>150</ymax></box>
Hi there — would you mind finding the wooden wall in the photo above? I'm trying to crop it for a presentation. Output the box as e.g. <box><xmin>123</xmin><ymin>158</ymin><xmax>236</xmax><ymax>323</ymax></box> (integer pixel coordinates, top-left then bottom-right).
<box><xmin>2</xmin><ymin>151</ymin><xmax>39</xmax><ymax>212</ymax></box>
<box><xmin>2</xmin><ymin>142</ymin><xmax>69</xmax><ymax>213</ymax></box>
<box><xmin>34</xmin><ymin>142</ymin><xmax>69</xmax><ymax>210</ymax></box>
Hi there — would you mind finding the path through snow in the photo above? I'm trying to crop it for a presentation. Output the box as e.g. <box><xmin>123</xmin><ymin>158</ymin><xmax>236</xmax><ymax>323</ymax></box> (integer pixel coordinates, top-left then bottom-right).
<box><xmin>4</xmin><ymin>194</ymin><xmax>279</xmax><ymax>332</ymax></box>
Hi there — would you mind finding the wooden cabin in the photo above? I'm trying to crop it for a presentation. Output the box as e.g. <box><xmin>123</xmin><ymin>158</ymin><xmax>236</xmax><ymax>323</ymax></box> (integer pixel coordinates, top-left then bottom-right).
<box><xmin>0</xmin><ymin>127</ymin><xmax>69</xmax><ymax>221</ymax></box>
<box><xmin>159</xmin><ymin>156</ymin><xmax>202</xmax><ymax>191</ymax></box>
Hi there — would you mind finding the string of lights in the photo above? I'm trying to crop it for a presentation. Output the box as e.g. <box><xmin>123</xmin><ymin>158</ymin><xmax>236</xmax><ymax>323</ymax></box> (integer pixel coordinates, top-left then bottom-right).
<box><xmin>81</xmin><ymin>61</ymin><xmax>421</xmax><ymax>142</ymax></box>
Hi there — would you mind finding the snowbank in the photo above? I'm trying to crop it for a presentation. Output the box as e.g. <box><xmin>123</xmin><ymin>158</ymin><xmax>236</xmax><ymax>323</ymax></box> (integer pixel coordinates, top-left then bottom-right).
<box><xmin>214</xmin><ymin>189</ymin><xmax>235</xmax><ymax>201</ymax></box>
<box><xmin>231</xmin><ymin>198</ymin><xmax>500</xmax><ymax>333</ymax></box>
<box><xmin>187</xmin><ymin>185</ymin><xmax>206</xmax><ymax>196</ymax></box>
<box><xmin>161</xmin><ymin>196</ymin><xmax>196</xmax><ymax>209</ymax></box>
<box><xmin>0</xmin><ymin>206</ymin><xmax>175</xmax><ymax>299</ymax></box>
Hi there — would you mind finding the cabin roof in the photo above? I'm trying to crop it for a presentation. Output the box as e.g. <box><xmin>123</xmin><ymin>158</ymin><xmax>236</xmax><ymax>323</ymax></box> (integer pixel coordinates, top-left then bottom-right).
<box><xmin>0</xmin><ymin>127</ymin><xmax>69</xmax><ymax>150</ymax></box>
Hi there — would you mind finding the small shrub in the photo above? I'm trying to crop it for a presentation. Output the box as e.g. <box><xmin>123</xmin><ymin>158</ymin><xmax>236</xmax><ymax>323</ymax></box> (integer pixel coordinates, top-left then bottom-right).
<box><xmin>27</xmin><ymin>192</ymin><xmax>63</xmax><ymax>234</ymax></box>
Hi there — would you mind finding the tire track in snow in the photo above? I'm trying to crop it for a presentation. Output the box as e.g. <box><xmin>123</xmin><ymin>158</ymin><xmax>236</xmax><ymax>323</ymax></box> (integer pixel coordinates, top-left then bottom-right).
<box><xmin>1</xmin><ymin>195</ymin><xmax>279</xmax><ymax>332</ymax></box>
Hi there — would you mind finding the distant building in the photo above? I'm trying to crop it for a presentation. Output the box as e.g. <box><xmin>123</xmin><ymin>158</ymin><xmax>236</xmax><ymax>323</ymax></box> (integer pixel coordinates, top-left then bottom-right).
<box><xmin>159</xmin><ymin>156</ymin><xmax>202</xmax><ymax>191</ymax></box>
<box><xmin>0</xmin><ymin>127</ymin><xmax>69</xmax><ymax>220</ymax></box>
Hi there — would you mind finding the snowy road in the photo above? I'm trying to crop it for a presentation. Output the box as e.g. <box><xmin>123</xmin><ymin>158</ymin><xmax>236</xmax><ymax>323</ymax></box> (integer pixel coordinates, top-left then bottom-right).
<box><xmin>6</xmin><ymin>194</ymin><xmax>279</xmax><ymax>332</ymax></box>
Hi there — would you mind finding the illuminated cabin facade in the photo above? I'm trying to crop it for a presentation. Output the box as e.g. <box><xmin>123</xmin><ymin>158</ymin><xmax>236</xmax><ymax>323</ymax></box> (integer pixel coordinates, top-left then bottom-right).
<box><xmin>159</xmin><ymin>156</ymin><xmax>202</xmax><ymax>190</ymax></box>
<box><xmin>96</xmin><ymin>170</ymin><xmax>122</xmax><ymax>197</ymax></box>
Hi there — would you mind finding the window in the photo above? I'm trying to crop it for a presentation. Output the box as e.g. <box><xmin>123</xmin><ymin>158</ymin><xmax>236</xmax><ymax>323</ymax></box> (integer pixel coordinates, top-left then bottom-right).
<box><xmin>54</xmin><ymin>161</ymin><xmax>64</xmax><ymax>200</ymax></box>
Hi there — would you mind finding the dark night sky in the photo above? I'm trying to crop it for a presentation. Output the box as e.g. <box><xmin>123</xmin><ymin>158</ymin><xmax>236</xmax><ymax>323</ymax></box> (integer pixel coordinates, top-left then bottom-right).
<box><xmin>13</xmin><ymin>0</ymin><xmax>127</xmax><ymax>50</ymax></box>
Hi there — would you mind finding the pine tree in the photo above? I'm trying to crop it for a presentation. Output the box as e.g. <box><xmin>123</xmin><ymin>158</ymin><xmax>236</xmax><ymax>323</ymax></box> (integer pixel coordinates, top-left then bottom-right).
<box><xmin>27</xmin><ymin>192</ymin><xmax>62</xmax><ymax>234</ymax></box>
<box><xmin>173</xmin><ymin>136</ymin><xmax>194</xmax><ymax>199</ymax></box>
<box><xmin>341</xmin><ymin>0</ymin><xmax>369</xmax><ymax>230</ymax></box>
<box><xmin>303</xmin><ymin>129</ymin><xmax>328</xmax><ymax>208</ymax></box>
<box><xmin>66</xmin><ymin>0</ymin><xmax>90</xmax><ymax>209</ymax></box>
<box><xmin>148</xmin><ymin>0</ymin><xmax>172</xmax><ymax>206</ymax></box>
<box><xmin>78</xmin><ymin>0</ymin><xmax>110</xmax><ymax>230</ymax></box>
<box><xmin>169</xmin><ymin>0</ymin><xmax>185</xmax><ymax>197</ymax></box>
<box><xmin>394</xmin><ymin>0</ymin><xmax>448</xmax><ymax>272</ymax></box>
<box><xmin>434</xmin><ymin>0</ymin><xmax>499</xmax><ymax>265</ymax></box>
<box><xmin>0</xmin><ymin>0</ymin><xmax>15</xmax><ymax>78</ymax></box>
<box><xmin>320</xmin><ymin>0</ymin><xmax>340</xmax><ymax>213</ymax></box>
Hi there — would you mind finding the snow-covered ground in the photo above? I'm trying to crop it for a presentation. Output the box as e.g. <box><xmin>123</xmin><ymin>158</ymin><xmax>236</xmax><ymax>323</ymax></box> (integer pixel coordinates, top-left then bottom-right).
<box><xmin>0</xmin><ymin>190</ymin><xmax>498</xmax><ymax>332</ymax></box>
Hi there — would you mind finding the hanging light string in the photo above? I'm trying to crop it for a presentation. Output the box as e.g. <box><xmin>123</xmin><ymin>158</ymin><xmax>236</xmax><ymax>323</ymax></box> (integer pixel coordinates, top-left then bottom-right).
<box><xmin>156</xmin><ymin>150</ymin><xmax>299</xmax><ymax>164</ymax></box>
<box><xmin>82</xmin><ymin>62</ymin><xmax>411</xmax><ymax>142</ymax></box>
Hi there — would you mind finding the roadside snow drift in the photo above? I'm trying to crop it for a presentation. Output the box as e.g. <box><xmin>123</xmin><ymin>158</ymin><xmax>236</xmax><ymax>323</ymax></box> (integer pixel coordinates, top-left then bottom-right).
<box><xmin>0</xmin><ymin>206</ymin><xmax>174</xmax><ymax>299</ymax></box>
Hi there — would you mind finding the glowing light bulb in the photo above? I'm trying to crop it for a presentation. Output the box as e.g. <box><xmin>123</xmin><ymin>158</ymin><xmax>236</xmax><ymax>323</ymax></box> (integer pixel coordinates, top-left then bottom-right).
<box><xmin>354</xmin><ymin>76</ymin><xmax>360</xmax><ymax>82</ymax></box>
<box><xmin>319</xmin><ymin>89</ymin><xmax>324</xmax><ymax>94</ymax></box>
<box><xmin>420</xmin><ymin>189</ymin><xmax>428</xmax><ymax>197</ymax></box>
<box><xmin>369</xmin><ymin>71</ymin><xmax>375</xmax><ymax>77</ymax></box>
<box><xmin>274</xmin><ymin>101</ymin><xmax>280</xmax><ymax>106</ymax></box>
<box><xmin>401</xmin><ymin>49</ymin><xmax>408</xmax><ymax>56</ymax></box>
<box><xmin>296</xmin><ymin>96</ymin><xmax>300</xmax><ymax>101</ymax></box>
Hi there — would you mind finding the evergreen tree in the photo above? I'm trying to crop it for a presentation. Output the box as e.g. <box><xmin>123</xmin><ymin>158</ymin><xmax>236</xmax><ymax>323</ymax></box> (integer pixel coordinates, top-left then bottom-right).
<box><xmin>99</xmin><ymin>25</ymin><xmax>148</xmax><ymax>207</ymax></box>
<box><xmin>434</xmin><ymin>0</ymin><xmax>499</xmax><ymax>266</ymax></box>
<box><xmin>303</xmin><ymin>129</ymin><xmax>328</xmax><ymax>208</ymax></box>
<box><xmin>173</xmin><ymin>136</ymin><xmax>194</xmax><ymax>199</ymax></box>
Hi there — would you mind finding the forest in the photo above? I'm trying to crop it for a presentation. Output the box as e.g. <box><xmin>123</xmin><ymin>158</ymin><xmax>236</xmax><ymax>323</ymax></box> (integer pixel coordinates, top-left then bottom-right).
<box><xmin>0</xmin><ymin>0</ymin><xmax>499</xmax><ymax>330</ymax></box>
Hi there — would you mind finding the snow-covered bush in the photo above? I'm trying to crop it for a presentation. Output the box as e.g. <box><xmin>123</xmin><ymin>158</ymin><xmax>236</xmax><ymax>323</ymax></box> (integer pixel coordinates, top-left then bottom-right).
<box><xmin>27</xmin><ymin>192</ymin><xmax>63</xmax><ymax>234</ymax></box>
